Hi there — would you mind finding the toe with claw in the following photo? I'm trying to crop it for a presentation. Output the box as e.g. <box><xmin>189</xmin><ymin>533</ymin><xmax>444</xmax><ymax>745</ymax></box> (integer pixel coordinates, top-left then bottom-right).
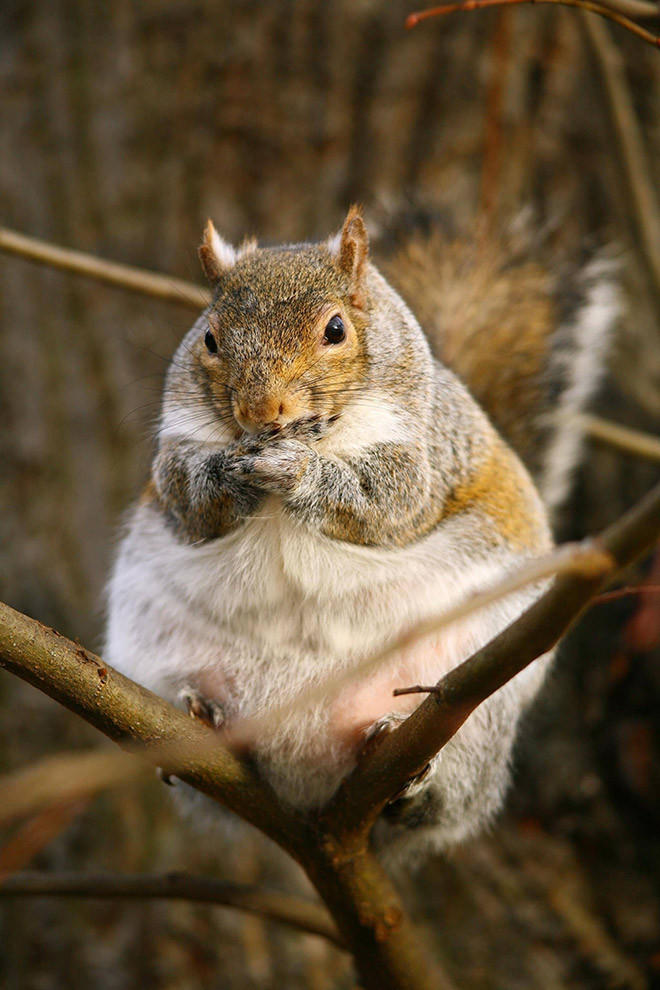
<box><xmin>179</xmin><ymin>686</ymin><xmax>227</xmax><ymax>730</ymax></box>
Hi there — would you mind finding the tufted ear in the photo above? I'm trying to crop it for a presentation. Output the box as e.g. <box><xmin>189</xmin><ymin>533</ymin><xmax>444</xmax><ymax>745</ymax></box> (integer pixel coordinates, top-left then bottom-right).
<box><xmin>198</xmin><ymin>219</ymin><xmax>237</xmax><ymax>283</ymax></box>
<box><xmin>330</xmin><ymin>205</ymin><xmax>369</xmax><ymax>309</ymax></box>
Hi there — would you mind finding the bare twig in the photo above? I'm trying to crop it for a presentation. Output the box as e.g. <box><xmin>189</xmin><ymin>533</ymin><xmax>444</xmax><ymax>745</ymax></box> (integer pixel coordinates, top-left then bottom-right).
<box><xmin>579</xmin><ymin>413</ymin><xmax>660</xmax><ymax>463</ymax></box>
<box><xmin>406</xmin><ymin>0</ymin><xmax>660</xmax><ymax>47</ymax></box>
<box><xmin>0</xmin><ymin>226</ymin><xmax>210</xmax><ymax>309</ymax></box>
<box><xmin>229</xmin><ymin>541</ymin><xmax>612</xmax><ymax>747</ymax></box>
<box><xmin>407</xmin><ymin>0</ymin><xmax>660</xmax><ymax>43</ymax></box>
<box><xmin>596</xmin><ymin>0</ymin><xmax>659</xmax><ymax>17</ymax></box>
<box><xmin>0</xmin><ymin>750</ymin><xmax>143</xmax><ymax>827</ymax></box>
<box><xmin>0</xmin><ymin>801</ymin><xmax>89</xmax><ymax>879</ymax></box>
<box><xmin>393</xmin><ymin>583</ymin><xmax>660</xmax><ymax>690</ymax></box>
<box><xmin>480</xmin><ymin>10</ymin><xmax>511</xmax><ymax>223</ymax></box>
<box><xmin>581</xmin><ymin>15</ymin><xmax>660</xmax><ymax>307</ymax></box>
<box><xmin>595</xmin><ymin>582</ymin><xmax>660</xmax><ymax>602</ymax></box>
<box><xmin>1</xmin><ymin>478</ymin><xmax>659</xmax><ymax>988</ymax></box>
<box><xmin>0</xmin><ymin>871</ymin><xmax>344</xmax><ymax>947</ymax></box>
<box><xmin>325</xmin><ymin>479</ymin><xmax>660</xmax><ymax>838</ymax></box>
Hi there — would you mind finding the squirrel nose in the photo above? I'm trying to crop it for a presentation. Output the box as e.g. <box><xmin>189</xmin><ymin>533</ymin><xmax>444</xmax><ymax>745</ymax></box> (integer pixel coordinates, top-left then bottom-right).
<box><xmin>235</xmin><ymin>395</ymin><xmax>291</xmax><ymax>433</ymax></box>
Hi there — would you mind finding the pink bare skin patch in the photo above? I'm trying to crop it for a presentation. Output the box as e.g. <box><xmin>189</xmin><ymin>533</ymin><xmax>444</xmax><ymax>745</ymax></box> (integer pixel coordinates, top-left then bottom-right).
<box><xmin>328</xmin><ymin>623</ymin><xmax>477</xmax><ymax>752</ymax></box>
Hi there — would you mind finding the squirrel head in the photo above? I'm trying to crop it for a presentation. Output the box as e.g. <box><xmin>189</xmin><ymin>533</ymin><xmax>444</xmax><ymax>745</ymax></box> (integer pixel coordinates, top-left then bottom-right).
<box><xmin>194</xmin><ymin>206</ymin><xmax>371</xmax><ymax>435</ymax></box>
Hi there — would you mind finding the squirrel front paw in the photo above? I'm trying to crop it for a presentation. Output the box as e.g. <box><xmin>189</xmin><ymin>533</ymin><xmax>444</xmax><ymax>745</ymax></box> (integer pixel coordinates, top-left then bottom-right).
<box><xmin>230</xmin><ymin>437</ymin><xmax>312</xmax><ymax>495</ymax></box>
<box><xmin>225</xmin><ymin>416</ymin><xmax>330</xmax><ymax>495</ymax></box>
<box><xmin>178</xmin><ymin>686</ymin><xmax>227</xmax><ymax>730</ymax></box>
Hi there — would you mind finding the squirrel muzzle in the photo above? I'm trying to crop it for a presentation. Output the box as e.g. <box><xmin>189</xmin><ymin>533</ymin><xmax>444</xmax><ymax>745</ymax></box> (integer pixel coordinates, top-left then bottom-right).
<box><xmin>233</xmin><ymin>389</ymin><xmax>305</xmax><ymax>433</ymax></box>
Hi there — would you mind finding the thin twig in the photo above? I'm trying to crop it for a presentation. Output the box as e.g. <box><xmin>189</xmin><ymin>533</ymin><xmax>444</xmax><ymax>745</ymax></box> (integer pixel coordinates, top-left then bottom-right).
<box><xmin>0</xmin><ymin>871</ymin><xmax>344</xmax><ymax>947</ymax></box>
<box><xmin>0</xmin><ymin>750</ymin><xmax>144</xmax><ymax>828</ymax></box>
<box><xmin>0</xmin><ymin>226</ymin><xmax>210</xmax><ymax>309</ymax></box>
<box><xmin>1</xmin><ymin>486</ymin><xmax>659</xmax><ymax>988</ymax></box>
<box><xmin>395</xmin><ymin>583</ymin><xmax>660</xmax><ymax>691</ymax></box>
<box><xmin>579</xmin><ymin>413</ymin><xmax>660</xmax><ymax>463</ymax></box>
<box><xmin>582</xmin><ymin>15</ymin><xmax>660</xmax><ymax>307</ymax></box>
<box><xmin>594</xmin><ymin>582</ymin><xmax>660</xmax><ymax>602</ymax></box>
<box><xmin>406</xmin><ymin>0</ymin><xmax>660</xmax><ymax>48</ymax></box>
<box><xmin>596</xmin><ymin>0</ymin><xmax>659</xmax><ymax>17</ymax></box>
<box><xmin>0</xmin><ymin>801</ymin><xmax>89</xmax><ymax>879</ymax></box>
<box><xmin>479</xmin><ymin>9</ymin><xmax>511</xmax><ymax>224</ymax></box>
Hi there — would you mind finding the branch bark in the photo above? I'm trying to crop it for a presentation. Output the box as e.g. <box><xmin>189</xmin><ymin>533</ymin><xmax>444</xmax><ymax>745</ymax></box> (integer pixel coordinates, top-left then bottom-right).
<box><xmin>0</xmin><ymin>871</ymin><xmax>343</xmax><ymax>947</ymax></box>
<box><xmin>323</xmin><ymin>479</ymin><xmax>660</xmax><ymax>840</ymax></box>
<box><xmin>0</xmin><ymin>226</ymin><xmax>210</xmax><ymax>309</ymax></box>
<box><xmin>0</xmin><ymin>604</ymin><xmax>446</xmax><ymax>989</ymax></box>
<box><xmin>3</xmin><ymin>485</ymin><xmax>660</xmax><ymax>986</ymax></box>
<box><xmin>0</xmin><ymin>604</ymin><xmax>300</xmax><ymax>850</ymax></box>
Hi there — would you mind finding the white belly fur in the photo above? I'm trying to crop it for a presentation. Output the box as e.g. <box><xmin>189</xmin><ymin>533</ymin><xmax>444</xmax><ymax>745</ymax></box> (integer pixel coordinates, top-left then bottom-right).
<box><xmin>106</xmin><ymin>497</ymin><xmax>546</xmax><ymax>808</ymax></box>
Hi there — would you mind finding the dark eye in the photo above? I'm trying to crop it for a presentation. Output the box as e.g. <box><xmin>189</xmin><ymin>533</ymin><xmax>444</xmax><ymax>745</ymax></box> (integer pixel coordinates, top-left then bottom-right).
<box><xmin>204</xmin><ymin>329</ymin><xmax>218</xmax><ymax>354</ymax></box>
<box><xmin>323</xmin><ymin>315</ymin><xmax>345</xmax><ymax>345</ymax></box>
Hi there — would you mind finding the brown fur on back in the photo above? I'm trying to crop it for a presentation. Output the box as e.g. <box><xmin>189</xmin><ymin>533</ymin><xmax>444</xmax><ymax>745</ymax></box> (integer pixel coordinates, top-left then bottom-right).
<box><xmin>385</xmin><ymin>232</ymin><xmax>557</xmax><ymax>474</ymax></box>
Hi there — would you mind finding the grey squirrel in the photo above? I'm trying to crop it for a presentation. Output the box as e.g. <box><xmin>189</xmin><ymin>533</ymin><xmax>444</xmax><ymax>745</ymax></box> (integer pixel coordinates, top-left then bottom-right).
<box><xmin>105</xmin><ymin>207</ymin><xmax>617</xmax><ymax>861</ymax></box>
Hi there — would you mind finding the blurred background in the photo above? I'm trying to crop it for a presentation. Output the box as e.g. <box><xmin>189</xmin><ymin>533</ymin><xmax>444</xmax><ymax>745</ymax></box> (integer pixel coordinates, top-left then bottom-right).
<box><xmin>1</xmin><ymin>0</ymin><xmax>660</xmax><ymax>987</ymax></box>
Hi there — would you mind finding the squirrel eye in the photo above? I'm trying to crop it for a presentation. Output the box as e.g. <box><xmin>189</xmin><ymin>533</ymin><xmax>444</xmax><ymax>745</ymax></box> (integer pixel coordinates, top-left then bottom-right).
<box><xmin>204</xmin><ymin>329</ymin><xmax>218</xmax><ymax>354</ymax></box>
<box><xmin>323</xmin><ymin>315</ymin><xmax>345</xmax><ymax>345</ymax></box>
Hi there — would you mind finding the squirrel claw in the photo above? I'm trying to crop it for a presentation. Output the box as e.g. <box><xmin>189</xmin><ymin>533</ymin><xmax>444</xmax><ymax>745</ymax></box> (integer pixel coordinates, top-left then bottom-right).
<box><xmin>361</xmin><ymin>713</ymin><xmax>436</xmax><ymax>803</ymax></box>
<box><xmin>179</xmin><ymin>686</ymin><xmax>226</xmax><ymax>730</ymax></box>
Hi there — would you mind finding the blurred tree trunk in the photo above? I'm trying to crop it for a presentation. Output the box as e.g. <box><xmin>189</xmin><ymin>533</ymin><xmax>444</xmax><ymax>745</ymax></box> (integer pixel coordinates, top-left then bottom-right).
<box><xmin>1</xmin><ymin>1</ymin><xmax>659</xmax><ymax>987</ymax></box>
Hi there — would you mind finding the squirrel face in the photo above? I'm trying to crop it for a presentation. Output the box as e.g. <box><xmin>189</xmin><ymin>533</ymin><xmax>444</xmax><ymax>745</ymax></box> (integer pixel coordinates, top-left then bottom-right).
<box><xmin>196</xmin><ymin>207</ymin><xmax>370</xmax><ymax>436</ymax></box>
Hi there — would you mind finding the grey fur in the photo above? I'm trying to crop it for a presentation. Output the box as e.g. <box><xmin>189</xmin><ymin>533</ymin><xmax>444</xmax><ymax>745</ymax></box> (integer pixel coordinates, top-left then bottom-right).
<box><xmin>105</xmin><ymin>217</ymin><xmax>614</xmax><ymax>859</ymax></box>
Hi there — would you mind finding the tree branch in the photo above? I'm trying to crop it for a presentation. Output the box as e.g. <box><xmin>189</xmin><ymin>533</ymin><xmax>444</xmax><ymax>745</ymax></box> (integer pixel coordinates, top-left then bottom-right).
<box><xmin>0</xmin><ymin>226</ymin><xmax>210</xmax><ymax>309</ymax></box>
<box><xmin>0</xmin><ymin>750</ymin><xmax>143</xmax><ymax>827</ymax></box>
<box><xmin>581</xmin><ymin>14</ymin><xmax>660</xmax><ymax>308</ymax></box>
<box><xmin>0</xmin><ymin>605</ymin><xmax>302</xmax><ymax>852</ymax></box>
<box><xmin>407</xmin><ymin>0</ymin><xmax>660</xmax><ymax>47</ymax></box>
<box><xmin>579</xmin><ymin>413</ymin><xmax>660</xmax><ymax>463</ymax></box>
<box><xmin>325</xmin><ymin>479</ymin><xmax>660</xmax><ymax>840</ymax></box>
<box><xmin>0</xmin><ymin>871</ymin><xmax>343</xmax><ymax>947</ymax></box>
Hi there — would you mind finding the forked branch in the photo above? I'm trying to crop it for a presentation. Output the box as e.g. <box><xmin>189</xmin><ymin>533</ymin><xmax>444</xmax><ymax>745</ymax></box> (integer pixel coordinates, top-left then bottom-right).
<box><xmin>1</xmin><ymin>481</ymin><xmax>660</xmax><ymax>988</ymax></box>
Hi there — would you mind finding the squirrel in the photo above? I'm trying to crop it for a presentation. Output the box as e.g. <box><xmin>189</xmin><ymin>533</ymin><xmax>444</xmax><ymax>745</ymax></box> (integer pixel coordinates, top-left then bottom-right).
<box><xmin>105</xmin><ymin>206</ymin><xmax>617</xmax><ymax>861</ymax></box>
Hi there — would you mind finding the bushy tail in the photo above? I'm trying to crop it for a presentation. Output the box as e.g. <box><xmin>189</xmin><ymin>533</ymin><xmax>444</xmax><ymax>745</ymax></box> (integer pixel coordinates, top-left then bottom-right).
<box><xmin>383</xmin><ymin>228</ymin><xmax>619</xmax><ymax>516</ymax></box>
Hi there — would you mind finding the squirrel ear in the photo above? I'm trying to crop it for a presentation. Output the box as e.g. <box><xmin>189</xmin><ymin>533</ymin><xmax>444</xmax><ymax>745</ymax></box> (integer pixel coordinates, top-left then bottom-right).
<box><xmin>199</xmin><ymin>219</ymin><xmax>237</xmax><ymax>283</ymax></box>
<box><xmin>333</xmin><ymin>205</ymin><xmax>369</xmax><ymax>309</ymax></box>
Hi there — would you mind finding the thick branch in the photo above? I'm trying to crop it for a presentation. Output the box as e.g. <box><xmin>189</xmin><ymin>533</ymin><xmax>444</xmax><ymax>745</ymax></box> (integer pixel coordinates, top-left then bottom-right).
<box><xmin>0</xmin><ymin>605</ymin><xmax>301</xmax><ymax>851</ymax></box>
<box><xmin>303</xmin><ymin>847</ymin><xmax>457</xmax><ymax>990</ymax></box>
<box><xmin>0</xmin><ymin>227</ymin><xmax>210</xmax><ymax>309</ymax></box>
<box><xmin>326</xmin><ymin>479</ymin><xmax>660</xmax><ymax>839</ymax></box>
<box><xmin>0</xmin><ymin>871</ymin><xmax>342</xmax><ymax>947</ymax></box>
<box><xmin>0</xmin><ymin>607</ymin><xmax>446</xmax><ymax>988</ymax></box>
